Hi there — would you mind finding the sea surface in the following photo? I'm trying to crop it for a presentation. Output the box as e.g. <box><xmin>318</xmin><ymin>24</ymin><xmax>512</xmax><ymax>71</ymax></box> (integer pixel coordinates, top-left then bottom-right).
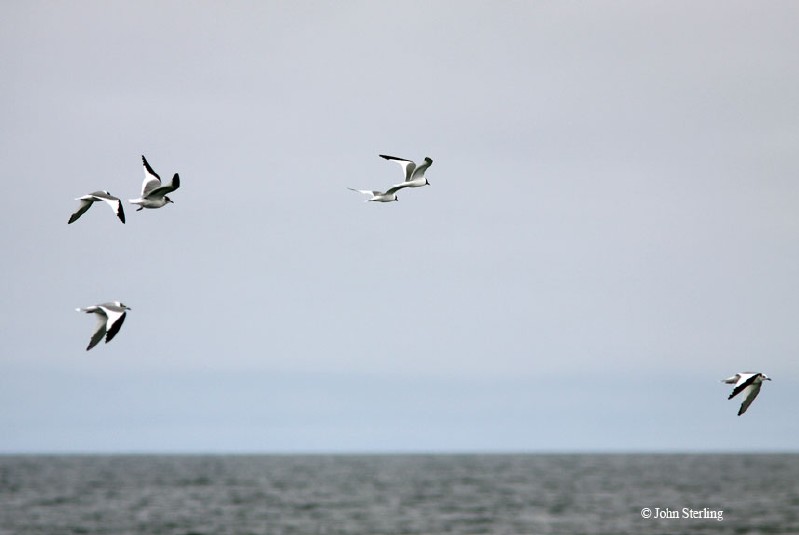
<box><xmin>0</xmin><ymin>454</ymin><xmax>797</xmax><ymax>534</ymax></box>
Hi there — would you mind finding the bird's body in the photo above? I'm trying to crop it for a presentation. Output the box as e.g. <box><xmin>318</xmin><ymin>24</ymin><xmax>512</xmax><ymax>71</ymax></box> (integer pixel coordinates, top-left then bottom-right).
<box><xmin>722</xmin><ymin>372</ymin><xmax>771</xmax><ymax>416</ymax></box>
<box><xmin>76</xmin><ymin>301</ymin><xmax>131</xmax><ymax>351</ymax></box>
<box><xmin>379</xmin><ymin>154</ymin><xmax>433</xmax><ymax>189</ymax></box>
<box><xmin>68</xmin><ymin>191</ymin><xmax>125</xmax><ymax>224</ymax></box>
<box><xmin>347</xmin><ymin>186</ymin><xmax>403</xmax><ymax>202</ymax></box>
<box><xmin>129</xmin><ymin>155</ymin><xmax>180</xmax><ymax>210</ymax></box>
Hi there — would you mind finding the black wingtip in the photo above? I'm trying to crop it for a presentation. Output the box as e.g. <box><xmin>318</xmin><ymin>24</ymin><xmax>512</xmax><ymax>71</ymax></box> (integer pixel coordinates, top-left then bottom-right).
<box><xmin>105</xmin><ymin>314</ymin><xmax>127</xmax><ymax>343</ymax></box>
<box><xmin>141</xmin><ymin>155</ymin><xmax>161</xmax><ymax>180</ymax></box>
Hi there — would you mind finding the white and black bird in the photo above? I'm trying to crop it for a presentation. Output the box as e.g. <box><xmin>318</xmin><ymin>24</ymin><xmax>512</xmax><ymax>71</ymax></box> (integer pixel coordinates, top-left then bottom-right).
<box><xmin>379</xmin><ymin>154</ymin><xmax>433</xmax><ymax>189</ymax></box>
<box><xmin>347</xmin><ymin>186</ymin><xmax>403</xmax><ymax>202</ymax></box>
<box><xmin>129</xmin><ymin>155</ymin><xmax>180</xmax><ymax>211</ymax></box>
<box><xmin>68</xmin><ymin>191</ymin><xmax>125</xmax><ymax>224</ymax></box>
<box><xmin>76</xmin><ymin>301</ymin><xmax>131</xmax><ymax>351</ymax></box>
<box><xmin>722</xmin><ymin>372</ymin><xmax>771</xmax><ymax>416</ymax></box>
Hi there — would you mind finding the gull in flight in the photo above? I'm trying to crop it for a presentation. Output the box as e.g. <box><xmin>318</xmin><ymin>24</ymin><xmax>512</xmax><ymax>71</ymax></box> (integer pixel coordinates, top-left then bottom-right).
<box><xmin>722</xmin><ymin>372</ymin><xmax>771</xmax><ymax>416</ymax></box>
<box><xmin>129</xmin><ymin>155</ymin><xmax>180</xmax><ymax>211</ymax></box>
<box><xmin>379</xmin><ymin>154</ymin><xmax>433</xmax><ymax>189</ymax></box>
<box><xmin>68</xmin><ymin>191</ymin><xmax>125</xmax><ymax>224</ymax></box>
<box><xmin>76</xmin><ymin>301</ymin><xmax>131</xmax><ymax>351</ymax></box>
<box><xmin>347</xmin><ymin>186</ymin><xmax>403</xmax><ymax>202</ymax></box>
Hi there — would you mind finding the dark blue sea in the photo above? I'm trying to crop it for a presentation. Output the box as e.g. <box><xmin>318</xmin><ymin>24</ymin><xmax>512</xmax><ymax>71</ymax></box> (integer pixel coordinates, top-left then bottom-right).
<box><xmin>1</xmin><ymin>454</ymin><xmax>797</xmax><ymax>534</ymax></box>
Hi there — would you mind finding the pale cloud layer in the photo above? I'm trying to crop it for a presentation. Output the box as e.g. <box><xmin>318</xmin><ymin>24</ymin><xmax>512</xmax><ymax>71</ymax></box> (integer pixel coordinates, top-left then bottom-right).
<box><xmin>1</xmin><ymin>1</ymin><xmax>797</xmax><ymax>452</ymax></box>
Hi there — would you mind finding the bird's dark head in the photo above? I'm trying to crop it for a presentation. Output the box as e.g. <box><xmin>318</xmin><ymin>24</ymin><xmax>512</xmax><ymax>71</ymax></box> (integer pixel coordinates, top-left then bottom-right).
<box><xmin>763</xmin><ymin>374</ymin><xmax>772</xmax><ymax>381</ymax></box>
<box><xmin>165</xmin><ymin>196</ymin><xmax>174</xmax><ymax>204</ymax></box>
<box><xmin>425</xmin><ymin>178</ymin><xmax>430</xmax><ymax>186</ymax></box>
<box><xmin>115</xmin><ymin>301</ymin><xmax>132</xmax><ymax>310</ymax></box>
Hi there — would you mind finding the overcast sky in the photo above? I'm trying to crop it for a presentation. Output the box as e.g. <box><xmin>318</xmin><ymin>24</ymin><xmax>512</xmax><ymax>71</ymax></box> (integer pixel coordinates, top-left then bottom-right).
<box><xmin>1</xmin><ymin>1</ymin><xmax>798</xmax><ymax>453</ymax></box>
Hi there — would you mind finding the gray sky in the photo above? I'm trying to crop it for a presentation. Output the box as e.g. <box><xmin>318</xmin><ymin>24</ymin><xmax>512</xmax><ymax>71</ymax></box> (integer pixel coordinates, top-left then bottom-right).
<box><xmin>1</xmin><ymin>1</ymin><xmax>798</xmax><ymax>453</ymax></box>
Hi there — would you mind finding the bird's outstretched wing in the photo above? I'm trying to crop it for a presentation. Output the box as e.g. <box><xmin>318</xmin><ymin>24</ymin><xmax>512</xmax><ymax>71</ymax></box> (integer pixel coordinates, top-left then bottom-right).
<box><xmin>141</xmin><ymin>155</ymin><xmax>163</xmax><ymax>196</ymax></box>
<box><xmin>737</xmin><ymin>383</ymin><xmax>763</xmax><ymax>416</ymax></box>
<box><xmin>103</xmin><ymin>308</ymin><xmax>128</xmax><ymax>343</ymax></box>
<box><xmin>348</xmin><ymin>187</ymin><xmax>377</xmax><ymax>198</ymax></box>
<box><xmin>86</xmin><ymin>311</ymin><xmax>107</xmax><ymax>351</ymax></box>
<box><xmin>147</xmin><ymin>173</ymin><xmax>180</xmax><ymax>198</ymax></box>
<box><xmin>729</xmin><ymin>373</ymin><xmax>758</xmax><ymax>400</ymax></box>
<box><xmin>379</xmin><ymin>154</ymin><xmax>416</xmax><ymax>182</ymax></box>
<box><xmin>68</xmin><ymin>199</ymin><xmax>93</xmax><ymax>224</ymax></box>
<box><xmin>385</xmin><ymin>184</ymin><xmax>407</xmax><ymax>195</ymax></box>
<box><xmin>92</xmin><ymin>191</ymin><xmax>126</xmax><ymax>223</ymax></box>
<box><xmin>411</xmin><ymin>157</ymin><xmax>433</xmax><ymax>181</ymax></box>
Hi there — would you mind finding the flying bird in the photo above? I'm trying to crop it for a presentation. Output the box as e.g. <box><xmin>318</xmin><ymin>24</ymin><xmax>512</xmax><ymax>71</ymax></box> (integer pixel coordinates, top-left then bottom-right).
<box><xmin>379</xmin><ymin>154</ymin><xmax>433</xmax><ymax>189</ymax></box>
<box><xmin>68</xmin><ymin>191</ymin><xmax>125</xmax><ymax>224</ymax></box>
<box><xmin>722</xmin><ymin>372</ymin><xmax>771</xmax><ymax>416</ymax></box>
<box><xmin>76</xmin><ymin>301</ymin><xmax>131</xmax><ymax>351</ymax></box>
<box><xmin>347</xmin><ymin>186</ymin><xmax>403</xmax><ymax>202</ymax></box>
<box><xmin>129</xmin><ymin>155</ymin><xmax>180</xmax><ymax>210</ymax></box>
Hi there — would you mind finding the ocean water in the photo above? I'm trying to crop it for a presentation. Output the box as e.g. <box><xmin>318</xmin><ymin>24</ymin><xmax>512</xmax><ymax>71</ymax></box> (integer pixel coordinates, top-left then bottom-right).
<box><xmin>0</xmin><ymin>454</ymin><xmax>797</xmax><ymax>535</ymax></box>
